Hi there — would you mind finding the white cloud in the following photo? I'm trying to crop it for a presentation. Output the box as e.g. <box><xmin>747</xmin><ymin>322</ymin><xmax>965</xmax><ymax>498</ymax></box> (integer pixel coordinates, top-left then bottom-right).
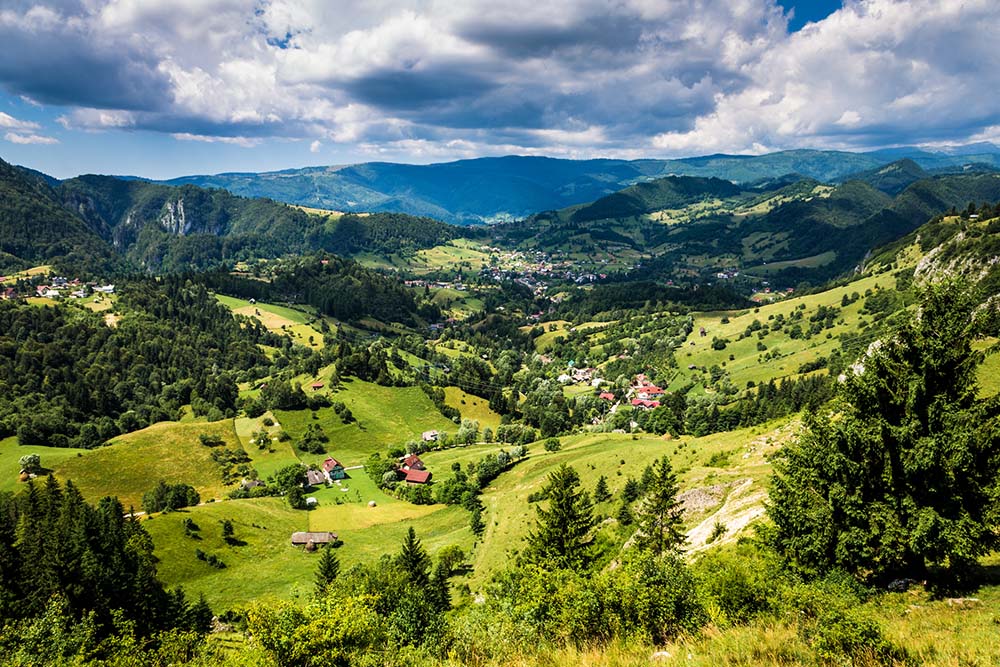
<box><xmin>309</xmin><ymin>139</ymin><xmax>321</xmax><ymax>153</ymax></box>
<box><xmin>1</xmin><ymin>0</ymin><xmax>1000</xmax><ymax>159</ymax></box>
<box><xmin>4</xmin><ymin>131</ymin><xmax>58</xmax><ymax>145</ymax></box>
<box><xmin>172</xmin><ymin>132</ymin><xmax>260</xmax><ymax>147</ymax></box>
<box><xmin>0</xmin><ymin>111</ymin><xmax>40</xmax><ymax>130</ymax></box>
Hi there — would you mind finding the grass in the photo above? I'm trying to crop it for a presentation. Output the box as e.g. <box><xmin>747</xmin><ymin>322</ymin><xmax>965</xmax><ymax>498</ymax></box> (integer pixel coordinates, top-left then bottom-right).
<box><xmin>672</xmin><ymin>271</ymin><xmax>890</xmax><ymax>391</ymax></box>
<box><xmin>421</xmin><ymin>421</ymin><xmax>789</xmax><ymax>590</ymax></box>
<box><xmin>54</xmin><ymin>419</ymin><xmax>241</xmax><ymax>509</ymax></box>
<box><xmin>234</xmin><ymin>412</ymin><xmax>301</xmax><ymax>480</ymax></box>
<box><xmin>145</xmin><ymin>487</ymin><xmax>471</xmax><ymax>609</ymax></box>
<box><xmin>216</xmin><ymin>295</ymin><xmax>327</xmax><ymax>349</ymax></box>
<box><xmin>274</xmin><ymin>378</ymin><xmax>456</xmax><ymax>467</ymax></box>
<box><xmin>443</xmin><ymin>387</ymin><xmax>502</xmax><ymax>430</ymax></box>
<box><xmin>0</xmin><ymin>436</ymin><xmax>88</xmax><ymax>494</ymax></box>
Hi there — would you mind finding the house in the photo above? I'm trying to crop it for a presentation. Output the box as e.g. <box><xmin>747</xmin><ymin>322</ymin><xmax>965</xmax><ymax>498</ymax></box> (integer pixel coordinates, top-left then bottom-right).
<box><xmin>1</xmin><ymin>288</ymin><xmax>16</xmax><ymax>300</ymax></box>
<box><xmin>306</xmin><ymin>497</ymin><xmax>318</xmax><ymax>507</ymax></box>
<box><xmin>310</xmin><ymin>382</ymin><xmax>324</xmax><ymax>391</ymax></box>
<box><xmin>636</xmin><ymin>386</ymin><xmax>665</xmax><ymax>400</ymax></box>
<box><xmin>599</xmin><ymin>392</ymin><xmax>616</xmax><ymax>402</ymax></box>
<box><xmin>631</xmin><ymin>398</ymin><xmax>661</xmax><ymax>409</ymax></box>
<box><xmin>240</xmin><ymin>479</ymin><xmax>265</xmax><ymax>491</ymax></box>
<box><xmin>322</xmin><ymin>457</ymin><xmax>346</xmax><ymax>480</ymax></box>
<box><xmin>557</xmin><ymin>373</ymin><xmax>572</xmax><ymax>384</ymax></box>
<box><xmin>291</xmin><ymin>531</ymin><xmax>338</xmax><ymax>546</ymax></box>
<box><xmin>403</xmin><ymin>469</ymin><xmax>432</xmax><ymax>484</ymax></box>
<box><xmin>94</xmin><ymin>284</ymin><xmax>115</xmax><ymax>294</ymax></box>
<box><xmin>401</xmin><ymin>454</ymin><xmax>425</xmax><ymax>471</ymax></box>
<box><xmin>421</xmin><ymin>430</ymin><xmax>439</xmax><ymax>442</ymax></box>
<box><xmin>304</xmin><ymin>469</ymin><xmax>326</xmax><ymax>487</ymax></box>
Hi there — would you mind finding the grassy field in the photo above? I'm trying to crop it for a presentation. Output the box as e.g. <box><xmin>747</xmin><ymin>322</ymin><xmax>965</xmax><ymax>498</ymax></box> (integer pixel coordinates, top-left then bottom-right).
<box><xmin>145</xmin><ymin>486</ymin><xmax>471</xmax><ymax>609</ymax></box>
<box><xmin>443</xmin><ymin>387</ymin><xmax>502</xmax><ymax>430</ymax></box>
<box><xmin>671</xmin><ymin>271</ymin><xmax>891</xmax><ymax>391</ymax></box>
<box><xmin>54</xmin><ymin>419</ymin><xmax>241</xmax><ymax>509</ymax></box>
<box><xmin>0</xmin><ymin>436</ymin><xmax>88</xmax><ymax>494</ymax></box>
<box><xmin>216</xmin><ymin>294</ymin><xmax>327</xmax><ymax>349</ymax></box>
<box><xmin>234</xmin><ymin>412</ymin><xmax>301</xmax><ymax>480</ymax></box>
<box><xmin>275</xmin><ymin>379</ymin><xmax>456</xmax><ymax>467</ymax></box>
<box><xmin>422</xmin><ymin>420</ymin><xmax>791</xmax><ymax>589</ymax></box>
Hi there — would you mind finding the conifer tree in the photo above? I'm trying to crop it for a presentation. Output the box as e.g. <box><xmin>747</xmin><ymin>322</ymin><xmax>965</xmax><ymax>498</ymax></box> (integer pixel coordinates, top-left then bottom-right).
<box><xmin>593</xmin><ymin>475</ymin><xmax>612</xmax><ymax>503</ymax></box>
<box><xmin>396</xmin><ymin>527</ymin><xmax>431</xmax><ymax>587</ymax></box>
<box><xmin>769</xmin><ymin>280</ymin><xmax>1000</xmax><ymax>581</ymax></box>
<box><xmin>314</xmin><ymin>546</ymin><xmax>340</xmax><ymax>596</ymax></box>
<box><xmin>634</xmin><ymin>456</ymin><xmax>685</xmax><ymax>555</ymax></box>
<box><xmin>524</xmin><ymin>464</ymin><xmax>596</xmax><ymax>569</ymax></box>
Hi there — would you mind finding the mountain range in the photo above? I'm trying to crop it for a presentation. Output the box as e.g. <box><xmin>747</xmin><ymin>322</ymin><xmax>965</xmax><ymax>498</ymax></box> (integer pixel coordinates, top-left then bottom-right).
<box><xmin>158</xmin><ymin>146</ymin><xmax>1000</xmax><ymax>224</ymax></box>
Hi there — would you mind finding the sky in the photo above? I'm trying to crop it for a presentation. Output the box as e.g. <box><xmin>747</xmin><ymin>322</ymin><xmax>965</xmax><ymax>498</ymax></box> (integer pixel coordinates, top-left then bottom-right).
<box><xmin>1</xmin><ymin>0</ymin><xmax>998</xmax><ymax>180</ymax></box>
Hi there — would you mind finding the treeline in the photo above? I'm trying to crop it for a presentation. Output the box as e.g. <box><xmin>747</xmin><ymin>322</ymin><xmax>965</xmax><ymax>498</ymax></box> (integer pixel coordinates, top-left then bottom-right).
<box><xmin>203</xmin><ymin>255</ymin><xmax>440</xmax><ymax>326</ymax></box>
<box><xmin>556</xmin><ymin>280</ymin><xmax>750</xmax><ymax>317</ymax></box>
<box><xmin>0</xmin><ymin>278</ymin><xmax>275</xmax><ymax>448</ymax></box>
<box><xmin>0</xmin><ymin>477</ymin><xmax>211</xmax><ymax>664</ymax></box>
<box><xmin>306</xmin><ymin>212</ymin><xmax>465</xmax><ymax>255</ymax></box>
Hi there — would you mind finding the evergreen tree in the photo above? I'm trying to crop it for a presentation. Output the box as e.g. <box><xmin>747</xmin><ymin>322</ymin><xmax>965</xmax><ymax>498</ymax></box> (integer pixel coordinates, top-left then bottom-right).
<box><xmin>524</xmin><ymin>464</ymin><xmax>596</xmax><ymax>570</ymax></box>
<box><xmin>769</xmin><ymin>280</ymin><xmax>1000</xmax><ymax>582</ymax></box>
<box><xmin>634</xmin><ymin>456</ymin><xmax>685</xmax><ymax>555</ymax></box>
<box><xmin>469</xmin><ymin>505</ymin><xmax>485</xmax><ymax>536</ymax></box>
<box><xmin>396</xmin><ymin>527</ymin><xmax>432</xmax><ymax>587</ymax></box>
<box><xmin>616</xmin><ymin>500</ymin><xmax>634</xmax><ymax>526</ymax></box>
<box><xmin>314</xmin><ymin>546</ymin><xmax>340</xmax><ymax>596</ymax></box>
<box><xmin>622</xmin><ymin>477</ymin><xmax>640</xmax><ymax>502</ymax></box>
<box><xmin>593</xmin><ymin>475</ymin><xmax>612</xmax><ymax>503</ymax></box>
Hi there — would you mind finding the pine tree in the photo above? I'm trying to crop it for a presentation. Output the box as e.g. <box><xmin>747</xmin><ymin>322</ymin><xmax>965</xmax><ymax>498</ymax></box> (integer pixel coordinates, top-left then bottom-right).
<box><xmin>524</xmin><ymin>464</ymin><xmax>596</xmax><ymax>569</ymax></box>
<box><xmin>634</xmin><ymin>456</ymin><xmax>685</xmax><ymax>555</ymax></box>
<box><xmin>593</xmin><ymin>475</ymin><xmax>612</xmax><ymax>503</ymax></box>
<box><xmin>616</xmin><ymin>500</ymin><xmax>633</xmax><ymax>526</ymax></box>
<box><xmin>396</xmin><ymin>527</ymin><xmax>431</xmax><ymax>587</ymax></box>
<box><xmin>622</xmin><ymin>477</ymin><xmax>640</xmax><ymax>502</ymax></box>
<box><xmin>769</xmin><ymin>280</ymin><xmax>1000</xmax><ymax>582</ymax></box>
<box><xmin>469</xmin><ymin>506</ymin><xmax>485</xmax><ymax>536</ymax></box>
<box><xmin>314</xmin><ymin>546</ymin><xmax>340</xmax><ymax>596</ymax></box>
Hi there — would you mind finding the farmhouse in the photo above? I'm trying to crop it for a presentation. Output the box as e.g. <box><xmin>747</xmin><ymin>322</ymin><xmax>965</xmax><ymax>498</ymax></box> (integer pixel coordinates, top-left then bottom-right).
<box><xmin>599</xmin><ymin>392</ymin><xmax>616</xmax><ymax>402</ymax></box>
<box><xmin>291</xmin><ymin>531</ymin><xmax>337</xmax><ymax>547</ymax></box>
<box><xmin>631</xmin><ymin>398</ymin><xmax>660</xmax><ymax>409</ymax></box>
<box><xmin>421</xmin><ymin>430</ymin><xmax>439</xmax><ymax>442</ymax></box>
<box><xmin>403</xmin><ymin>469</ymin><xmax>432</xmax><ymax>484</ymax></box>
<box><xmin>304</xmin><ymin>469</ymin><xmax>326</xmax><ymax>487</ymax></box>
<box><xmin>322</xmin><ymin>457</ymin><xmax>346</xmax><ymax>480</ymax></box>
<box><xmin>401</xmin><ymin>454</ymin><xmax>425</xmax><ymax>471</ymax></box>
<box><xmin>310</xmin><ymin>382</ymin><xmax>324</xmax><ymax>390</ymax></box>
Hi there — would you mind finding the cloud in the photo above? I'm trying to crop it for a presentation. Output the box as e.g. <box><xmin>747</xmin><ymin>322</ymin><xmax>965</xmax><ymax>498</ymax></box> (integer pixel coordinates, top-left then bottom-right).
<box><xmin>171</xmin><ymin>132</ymin><xmax>260</xmax><ymax>147</ymax></box>
<box><xmin>4</xmin><ymin>131</ymin><xmax>58</xmax><ymax>144</ymax></box>
<box><xmin>310</xmin><ymin>140</ymin><xmax>321</xmax><ymax>153</ymax></box>
<box><xmin>0</xmin><ymin>111</ymin><xmax>41</xmax><ymax>130</ymax></box>
<box><xmin>1</xmin><ymin>0</ymin><xmax>1000</xmax><ymax>159</ymax></box>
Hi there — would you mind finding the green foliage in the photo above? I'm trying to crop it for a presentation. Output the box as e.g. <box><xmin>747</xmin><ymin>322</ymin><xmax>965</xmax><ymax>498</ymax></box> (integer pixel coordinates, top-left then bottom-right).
<box><xmin>17</xmin><ymin>453</ymin><xmax>40</xmax><ymax>473</ymax></box>
<box><xmin>768</xmin><ymin>280</ymin><xmax>1000</xmax><ymax>582</ymax></box>
<box><xmin>141</xmin><ymin>481</ymin><xmax>200</xmax><ymax>514</ymax></box>
<box><xmin>633</xmin><ymin>456</ymin><xmax>685</xmax><ymax>555</ymax></box>
<box><xmin>524</xmin><ymin>464</ymin><xmax>596</xmax><ymax>570</ymax></box>
<box><xmin>314</xmin><ymin>546</ymin><xmax>340</xmax><ymax>596</ymax></box>
<box><xmin>593</xmin><ymin>475</ymin><xmax>612</xmax><ymax>503</ymax></box>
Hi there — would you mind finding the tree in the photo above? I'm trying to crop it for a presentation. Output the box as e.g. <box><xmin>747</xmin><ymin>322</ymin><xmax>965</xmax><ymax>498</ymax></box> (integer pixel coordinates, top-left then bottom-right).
<box><xmin>524</xmin><ymin>464</ymin><xmax>596</xmax><ymax>570</ymax></box>
<box><xmin>634</xmin><ymin>456</ymin><xmax>685</xmax><ymax>555</ymax></box>
<box><xmin>396</xmin><ymin>527</ymin><xmax>431</xmax><ymax>588</ymax></box>
<box><xmin>768</xmin><ymin>280</ymin><xmax>1000</xmax><ymax>582</ymax></box>
<box><xmin>593</xmin><ymin>475</ymin><xmax>612</xmax><ymax>503</ymax></box>
<box><xmin>314</xmin><ymin>546</ymin><xmax>340</xmax><ymax>596</ymax></box>
<box><xmin>18</xmin><ymin>454</ymin><xmax>40</xmax><ymax>474</ymax></box>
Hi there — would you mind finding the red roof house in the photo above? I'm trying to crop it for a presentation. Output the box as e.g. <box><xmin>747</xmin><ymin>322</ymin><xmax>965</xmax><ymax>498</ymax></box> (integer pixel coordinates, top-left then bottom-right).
<box><xmin>310</xmin><ymin>382</ymin><xmax>324</xmax><ymax>390</ymax></box>
<box><xmin>599</xmin><ymin>392</ymin><xmax>616</xmax><ymax>401</ymax></box>
<box><xmin>401</xmin><ymin>454</ymin><xmax>425</xmax><ymax>471</ymax></box>
<box><xmin>631</xmin><ymin>399</ymin><xmax>660</xmax><ymax>409</ymax></box>
<box><xmin>404</xmin><ymin>469</ymin><xmax>432</xmax><ymax>484</ymax></box>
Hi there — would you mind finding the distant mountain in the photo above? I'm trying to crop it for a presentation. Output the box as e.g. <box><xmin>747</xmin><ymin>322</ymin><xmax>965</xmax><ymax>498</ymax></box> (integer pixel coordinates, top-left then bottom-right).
<box><xmin>0</xmin><ymin>158</ymin><xmax>118</xmax><ymax>274</ymax></box>
<box><xmin>156</xmin><ymin>148</ymin><xmax>1000</xmax><ymax>225</ymax></box>
<box><xmin>835</xmin><ymin>159</ymin><xmax>929</xmax><ymax>196</ymax></box>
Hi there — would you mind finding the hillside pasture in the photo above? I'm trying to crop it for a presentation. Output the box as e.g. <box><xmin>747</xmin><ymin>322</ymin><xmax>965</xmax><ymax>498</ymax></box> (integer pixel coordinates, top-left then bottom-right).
<box><xmin>0</xmin><ymin>436</ymin><xmax>88</xmax><ymax>494</ymax></box>
<box><xmin>54</xmin><ymin>419</ymin><xmax>241</xmax><ymax>509</ymax></box>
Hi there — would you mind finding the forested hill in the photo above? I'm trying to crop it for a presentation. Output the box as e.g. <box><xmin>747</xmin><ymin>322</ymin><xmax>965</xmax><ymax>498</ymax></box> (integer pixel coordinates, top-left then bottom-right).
<box><xmin>0</xmin><ymin>158</ymin><xmax>119</xmax><ymax>274</ymax></box>
<box><xmin>499</xmin><ymin>170</ymin><xmax>1000</xmax><ymax>286</ymax></box>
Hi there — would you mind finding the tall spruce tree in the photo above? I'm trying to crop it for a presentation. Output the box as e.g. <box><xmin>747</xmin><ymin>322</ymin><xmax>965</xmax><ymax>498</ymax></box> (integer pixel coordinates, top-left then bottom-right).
<box><xmin>768</xmin><ymin>279</ymin><xmax>1000</xmax><ymax>582</ymax></box>
<box><xmin>314</xmin><ymin>546</ymin><xmax>340</xmax><ymax>596</ymax></box>
<box><xmin>634</xmin><ymin>456</ymin><xmax>685</xmax><ymax>555</ymax></box>
<box><xmin>396</xmin><ymin>527</ymin><xmax>431</xmax><ymax>587</ymax></box>
<box><xmin>524</xmin><ymin>464</ymin><xmax>596</xmax><ymax>569</ymax></box>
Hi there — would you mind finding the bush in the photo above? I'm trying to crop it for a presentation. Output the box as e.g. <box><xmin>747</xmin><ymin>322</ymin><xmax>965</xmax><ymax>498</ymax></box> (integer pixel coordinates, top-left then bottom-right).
<box><xmin>544</xmin><ymin>438</ymin><xmax>562</xmax><ymax>452</ymax></box>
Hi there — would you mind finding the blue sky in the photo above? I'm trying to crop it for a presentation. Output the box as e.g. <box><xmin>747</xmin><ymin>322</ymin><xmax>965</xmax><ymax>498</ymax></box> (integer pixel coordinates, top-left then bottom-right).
<box><xmin>1</xmin><ymin>0</ymin><xmax>998</xmax><ymax>180</ymax></box>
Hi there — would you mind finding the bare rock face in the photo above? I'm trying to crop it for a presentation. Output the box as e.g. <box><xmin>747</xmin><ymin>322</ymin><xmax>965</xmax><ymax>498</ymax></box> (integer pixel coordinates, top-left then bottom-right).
<box><xmin>160</xmin><ymin>198</ymin><xmax>190</xmax><ymax>235</ymax></box>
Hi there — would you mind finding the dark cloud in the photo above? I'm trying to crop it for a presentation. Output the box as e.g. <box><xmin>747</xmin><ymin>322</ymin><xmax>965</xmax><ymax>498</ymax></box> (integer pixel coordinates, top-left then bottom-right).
<box><xmin>341</xmin><ymin>65</ymin><xmax>499</xmax><ymax>110</ymax></box>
